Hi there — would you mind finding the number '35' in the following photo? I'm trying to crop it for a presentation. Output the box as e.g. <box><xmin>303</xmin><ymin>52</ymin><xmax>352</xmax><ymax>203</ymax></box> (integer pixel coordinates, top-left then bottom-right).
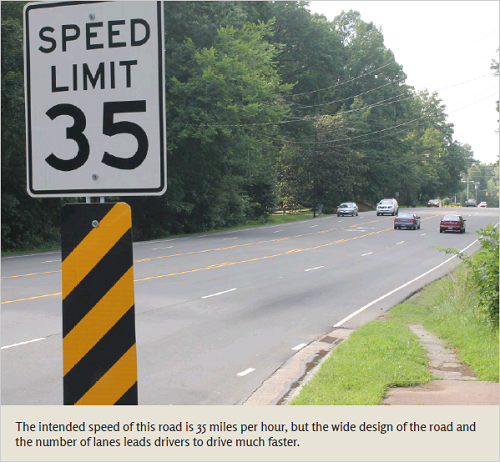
<box><xmin>45</xmin><ymin>100</ymin><xmax>148</xmax><ymax>171</ymax></box>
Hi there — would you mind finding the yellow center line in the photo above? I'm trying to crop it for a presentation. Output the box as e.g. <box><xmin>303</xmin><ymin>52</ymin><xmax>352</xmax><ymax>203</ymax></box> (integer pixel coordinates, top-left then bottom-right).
<box><xmin>0</xmin><ymin>217</ymin><xmax>388</xmax><ymax>281</ymax></box>
<box><xmin>1</xmin><ymin>210</ymin><xmax>450</xmax><ymax>305</ymax></box>
<box><xmin>1</xmin><ymin>270</ymin><xmax>61</xmax><ymax>280</ymax></box>
<box><xmin>134</xmin><ymin>229</ymin><xmax>390</xmax><ymax>282</ymax></box>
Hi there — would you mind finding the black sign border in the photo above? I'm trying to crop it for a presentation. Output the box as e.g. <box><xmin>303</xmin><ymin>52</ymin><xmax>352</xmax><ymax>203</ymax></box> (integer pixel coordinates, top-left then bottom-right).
<box><xmin>24</xmin><ymin>1</ymin><xmax>166</xmax><ymax>197</ymax></box>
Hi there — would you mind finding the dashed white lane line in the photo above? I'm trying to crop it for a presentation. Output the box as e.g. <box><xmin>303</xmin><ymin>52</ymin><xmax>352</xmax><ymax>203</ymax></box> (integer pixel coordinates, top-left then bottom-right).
<box><xmin>42</xmin><ymin>260</ymin><xmax>61</xmax><ymax>263</ymax></box>
<box><xmin>304</xmin><ymin>266</ymin><xmax>324</xmax><ymax>272</ymax></box>
<box><xmin>292</xmin><ymin>343</ymin><xmax>307</xmax><ymax>351</ymax></box>
<box><xmin>361</xmin><ymin>252</ymin><xmax>373</xmax><ymax>257</ymax></box>
<box><xmin>223</xmin><ymin>237</ymin><xmax>238</xmax><ymax>241</ymax></box>
<box><xmin>237</xmin><ymin>368</ymin><xmax>255</xmax><ymax>377</ymax></box>
<box><xmin>420</xmin><ymin>233</ymin><xmax>426</xmax><ymax>236</ymax></box>
<box><xmin>396</xmin><ymin>241</ymin><xmax>405</xmax><ymax>245</ymax></box>
<box><xmin>152</xmin><ymin>246</ymin><xmax>173</xmax><ymax>250</ymax></box>
<box><xmin>338</xmin><ymin>220</ymin><xmax>344</xmax><ymax>223</ymax></box>
<box><xmin>274</xmin><ymin>230</ymin><xmax>284</xmax><ymax>233</ymax></box>
<box><xmin>197</xmin><ymin>235</ymin><xmax>208</xmax><ymax>238</ymax></box>
<box><xmin>201</xmin><ymin>288</ymin><xmax>237</xmax><ymax>299</ymax></box>
<box><xmin>311</xmin><ymin>225</ymin><xmax>318</xmax><ymax>228</ymax></box>
<box><xmin>1</xmin><ymin>338</ymin><xmax>46</xmax><ymax>349</ymax></box>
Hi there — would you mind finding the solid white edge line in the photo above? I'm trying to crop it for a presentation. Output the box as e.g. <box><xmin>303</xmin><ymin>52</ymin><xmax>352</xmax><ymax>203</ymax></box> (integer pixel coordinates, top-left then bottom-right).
<box><xmin>304</xmin><ymin>266</ymin><xmax>325</xmax><ymax>272</ymax></box>
<box><xmin>237</xmin><ymin>368</ymin><xmax>255</xmax><ymax>377</ymax></box>
<box><xmin>361</xmin><ymin>252</ymin><xmax>373</xmax><ymax>257</ymax></box>
<box><xmin>201</xmin><ymin>288</ymin><xmax>237</xmax><ymax>299</ymax></box>
<box><xmin>2</xmin><ymin>252</ymin><xmax>59</xmax><ymax>260</ymax></box>
<box><xmin>292</xmin><ymin>343</ymin><xmax>307</xmax><ymax>350</ymax></box>
<box><xmin>333</xmin><ymin>238</ymin><xmax>481</xmax><ymax>328</ymax></box>
<box><xmin>1</xmin><ymin>338</ymin><xmax>46</xmax><ymax>349</ymax></box>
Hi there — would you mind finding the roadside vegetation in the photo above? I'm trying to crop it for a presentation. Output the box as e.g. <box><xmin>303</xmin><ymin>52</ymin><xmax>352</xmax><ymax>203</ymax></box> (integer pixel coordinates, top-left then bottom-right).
<box><xmin>4</xmin><ymin>2</ymin><xmax>497</xmax><ymax>253</ymax></box>
<box><xmin>290</xmin><ymin>320</ymin><xmax>433</xmax><ymax>405</ymax></box>
<box><xmin>290</xmin><ymin>226</ymin><xmax>499</xmax><ymax>405</ymax></box>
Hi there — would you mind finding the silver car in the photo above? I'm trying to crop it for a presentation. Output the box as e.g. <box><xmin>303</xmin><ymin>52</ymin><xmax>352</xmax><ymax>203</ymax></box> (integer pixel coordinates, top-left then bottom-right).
<box><xmin>337</xmin><ymin>202</ymin><xmax>359</xmax><ymax>217</ymax></box>
<box><xmin>377</xmin><ymin>198</ymin><xmax>398</xmax><ymax>216</ymax></box>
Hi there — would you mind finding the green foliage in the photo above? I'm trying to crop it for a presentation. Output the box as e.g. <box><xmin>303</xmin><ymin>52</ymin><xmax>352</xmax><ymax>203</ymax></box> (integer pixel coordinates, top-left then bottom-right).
<box><xmin>0</xmin><ymin>2</ymin><xmax>486</xmax><ymax>251</ymax></box>
<box><xmin>437</xmin><ymin>224</ymin><xmax>499</xmax><ymax>328</ymax></box>
<box><xmin>290</xmin><ymin>321</ymin><xmax>432</xmax><ymax>405</ymax></box>
<box><xmin>388</xmin><ymin>264</ymin><xmax>499</xmax><ymax>380</ymax></box>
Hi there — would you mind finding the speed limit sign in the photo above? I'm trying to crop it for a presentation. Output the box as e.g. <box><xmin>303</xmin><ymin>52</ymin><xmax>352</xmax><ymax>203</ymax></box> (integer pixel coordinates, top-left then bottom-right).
<box><xmin>24</xmin><ymin>1</ymin><xmax>166</xmax><ymax>197</ymax></box>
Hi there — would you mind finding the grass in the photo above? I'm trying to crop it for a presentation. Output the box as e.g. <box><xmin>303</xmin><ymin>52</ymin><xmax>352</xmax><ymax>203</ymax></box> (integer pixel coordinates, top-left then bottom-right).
<box><xmin>1</xmin><ymin>244</ymin><xmax>61</xmax><ymax>256</ymax></box>
<box><xmin>290</xmin><ymin>263</ymin><xmax>499</xmax><ymax>405</ymax></box>
<box><xmin>290</xmin><ymin>321</ymin><xmax>433</xmax><ymax>405</ymax></box>
<box><xmin>387</xmin><ymin>265</ymin><xmax>499</xmax><ymax>381</ymax></box>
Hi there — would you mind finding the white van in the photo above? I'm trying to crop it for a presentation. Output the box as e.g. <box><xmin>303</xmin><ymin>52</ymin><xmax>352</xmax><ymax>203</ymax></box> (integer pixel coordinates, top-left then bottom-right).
<box><xmin>377</xmin><ymin>198</ymin><xmax>398</xmax><ymax>216</ymax></box>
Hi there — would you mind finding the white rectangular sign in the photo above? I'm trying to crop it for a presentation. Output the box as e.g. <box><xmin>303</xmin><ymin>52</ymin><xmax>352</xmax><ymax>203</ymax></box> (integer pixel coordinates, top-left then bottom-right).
<box><xmin>24</xmin><ymin>1</ymin><xmax>166</xmax><ymax>197</ymax></box>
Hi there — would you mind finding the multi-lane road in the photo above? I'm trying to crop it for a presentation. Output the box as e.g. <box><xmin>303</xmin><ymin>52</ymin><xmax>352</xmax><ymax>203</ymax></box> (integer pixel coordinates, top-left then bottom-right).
<box><xmin>2</xmin><ymin>206</ymin><xmax>498</xmax><ymax>405</ymax></box>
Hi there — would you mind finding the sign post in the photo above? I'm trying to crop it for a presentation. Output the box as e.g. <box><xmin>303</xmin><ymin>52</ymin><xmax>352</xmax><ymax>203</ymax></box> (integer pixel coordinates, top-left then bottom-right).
<box><xmin>24</xmin><ymin>1</ymin><xmax>166</xmax><ymax>405</ymax></box>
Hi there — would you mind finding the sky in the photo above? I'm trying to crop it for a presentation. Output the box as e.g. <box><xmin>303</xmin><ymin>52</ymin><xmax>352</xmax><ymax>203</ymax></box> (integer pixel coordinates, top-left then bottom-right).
<box><xmin>307</xmin><ymin>1</ymin><xmax>499</xmax><ymax>165</ymax></box>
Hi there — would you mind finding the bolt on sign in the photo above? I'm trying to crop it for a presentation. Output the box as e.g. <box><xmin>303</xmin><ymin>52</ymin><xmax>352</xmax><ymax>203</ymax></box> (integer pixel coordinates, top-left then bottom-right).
<box><xmin>24</xmin><ymin>1</ymin><xmax>166</xmax><ymax>197</ymax></box>
<box><xmin>62</xmin><ymin>203</ymin><xmax>137</xmax><ymax>405</ymax></box>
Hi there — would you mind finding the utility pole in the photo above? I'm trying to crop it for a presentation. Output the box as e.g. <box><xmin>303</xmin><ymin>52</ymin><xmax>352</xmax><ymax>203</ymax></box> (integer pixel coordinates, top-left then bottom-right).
<box><xmin>466</xmin><ymin>172</ymin><xmax>469</xmax><ymax>200</ymax></box>
<box><xmin>313</xmin><ymin>129</ymin><xmax>317</xmax><ymax>218</ymax></box>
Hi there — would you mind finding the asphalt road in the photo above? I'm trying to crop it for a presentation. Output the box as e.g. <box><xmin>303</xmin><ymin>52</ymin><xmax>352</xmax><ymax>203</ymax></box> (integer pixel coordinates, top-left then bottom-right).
<box><xmin>2</xmin><ymin>206</ymin><xmax>498</xmax><ymax>405</ymax></box>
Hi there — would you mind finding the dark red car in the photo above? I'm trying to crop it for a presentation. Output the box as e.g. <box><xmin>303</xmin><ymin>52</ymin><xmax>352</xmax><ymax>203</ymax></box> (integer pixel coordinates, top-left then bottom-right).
<box><xmin>440</xmin><ymin>215</ymin><xmax>466</xmax><ymax>233</ymax></box>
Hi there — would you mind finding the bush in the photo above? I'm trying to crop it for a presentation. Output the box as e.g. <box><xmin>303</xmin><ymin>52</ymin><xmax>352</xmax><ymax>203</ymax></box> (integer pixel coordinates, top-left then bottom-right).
<box><xmin>441</xmin><ymin>197</ymin><xmax>451</xmax><ymax>206</ymax></box>
<box><xmin>437</xmin><ymin>224</ymin><xmax>499</xmax><ymax>329</ymax></box>
<box><xmin>470</xmin><ymin>225</ymin><xmax>499</xmax><ymax>326</ymax></box>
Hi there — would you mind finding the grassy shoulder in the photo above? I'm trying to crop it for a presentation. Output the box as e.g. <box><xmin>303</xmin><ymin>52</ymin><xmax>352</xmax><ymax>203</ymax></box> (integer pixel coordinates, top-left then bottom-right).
<box><xmin>387</xmin><ymin>265</ymin><xmax>499</xmax><ymax>381</ymax></box>
<box><xmin>290</xmin><ymin>321</ymin><xmax>433</xmax><ymax>405</ymax></box>
<box><xmin>290</xmin><ymin>263</ymin><xmax>499</xmax><ymax>405</ymax></box>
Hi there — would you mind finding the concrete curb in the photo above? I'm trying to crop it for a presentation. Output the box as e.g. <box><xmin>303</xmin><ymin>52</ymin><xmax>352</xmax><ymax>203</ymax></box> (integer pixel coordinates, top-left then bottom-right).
<box><xmin>242</xmin><ymin>328</ymin><xmax>354</xmax><ymax>406</ymax></box>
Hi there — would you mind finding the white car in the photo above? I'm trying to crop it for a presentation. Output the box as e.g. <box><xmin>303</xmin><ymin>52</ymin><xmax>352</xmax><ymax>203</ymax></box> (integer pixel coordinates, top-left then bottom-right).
<box><xmin>377</xmin><ymin>198</ymin><xmax>398</xmax><ymax>216</ymax></box>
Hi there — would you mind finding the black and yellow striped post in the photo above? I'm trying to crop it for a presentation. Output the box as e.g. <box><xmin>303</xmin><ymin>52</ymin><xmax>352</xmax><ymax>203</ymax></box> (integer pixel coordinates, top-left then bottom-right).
<box><xmin>61</xmin><ymin>203</ymin><xmax>138</xmax><ymax>405</ymax></box>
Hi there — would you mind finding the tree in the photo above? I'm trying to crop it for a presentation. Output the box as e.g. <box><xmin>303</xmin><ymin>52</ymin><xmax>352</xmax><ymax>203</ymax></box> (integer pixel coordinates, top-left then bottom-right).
<box><xmin>163</xmin><ymin>21</ymin><xmax>291</xmax><ymax>231</ymax></box>
<box><xmin>2</xmin><ymin>1</ymin><xmax>66</xmax><ymax>250</ymax></box>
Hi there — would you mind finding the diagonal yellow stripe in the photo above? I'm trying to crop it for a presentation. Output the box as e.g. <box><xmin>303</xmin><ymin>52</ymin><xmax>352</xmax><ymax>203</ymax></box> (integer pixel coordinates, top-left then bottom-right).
<box><xmin>75</xmin><ymin>345</ymin><xmax>137</xmax><ymax>405</ymax></box>
<box><xmin>63</xmin><ymin>267</ymin><xmax>135</xmax><ymax>375</ymax></box>
<box><xmin>62</xmin><ymin>204</ymin><xmax>131</xmax><ymax>299</ymax></box>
